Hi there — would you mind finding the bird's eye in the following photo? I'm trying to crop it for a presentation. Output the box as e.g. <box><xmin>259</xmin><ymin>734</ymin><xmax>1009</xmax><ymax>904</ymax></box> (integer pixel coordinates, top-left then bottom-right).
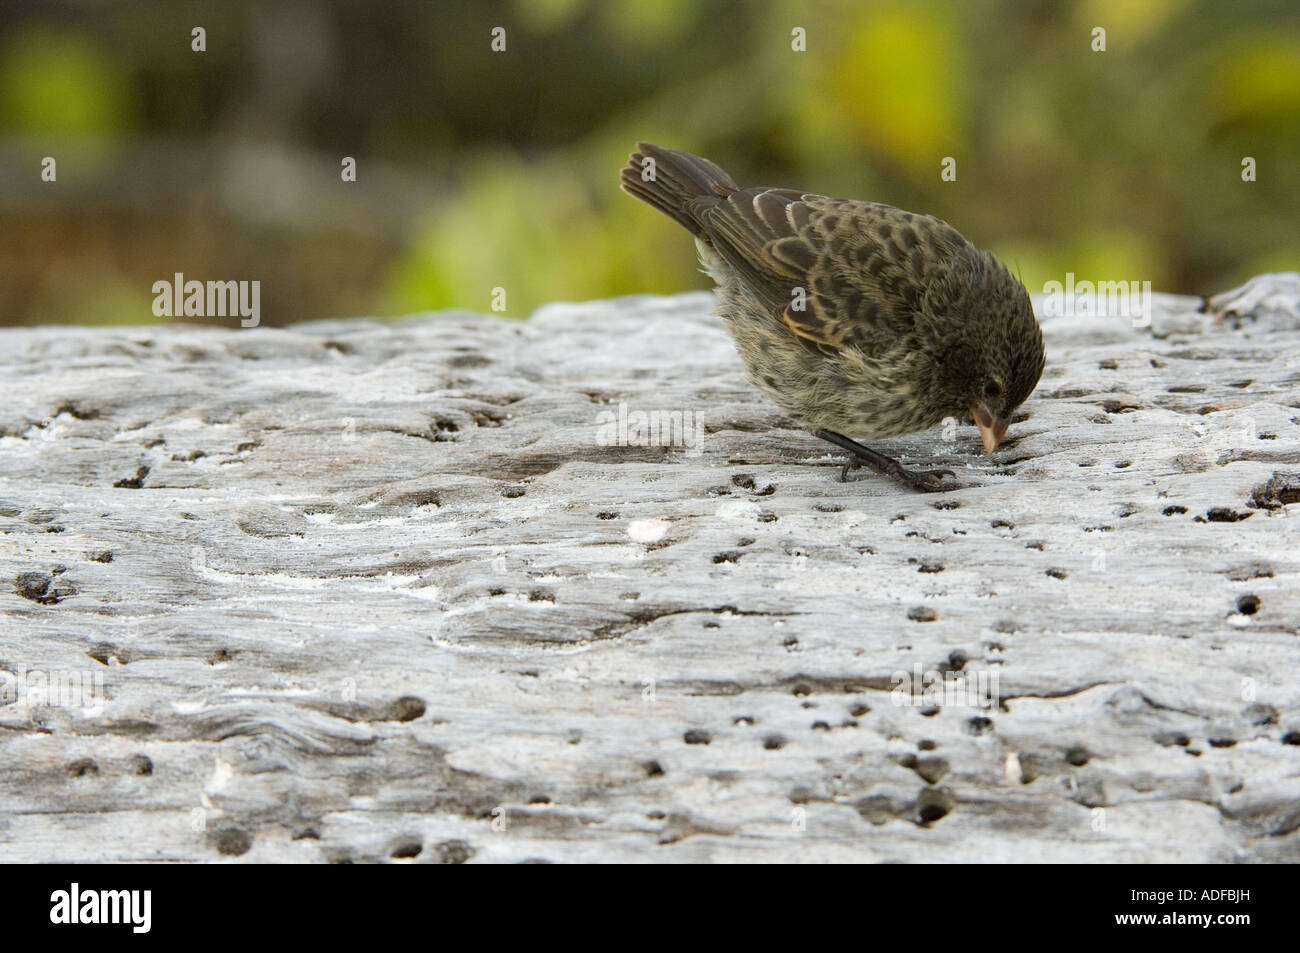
<box><xmin>983</xmin><ymin>379</ymin><xmax>1003</xmax><ymax>398</ymax></box>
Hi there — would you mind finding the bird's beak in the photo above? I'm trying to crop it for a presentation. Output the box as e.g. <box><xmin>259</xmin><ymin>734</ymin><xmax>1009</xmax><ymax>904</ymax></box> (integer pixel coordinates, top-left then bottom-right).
<box><xmin>969</xmin><ymin>400</ymin><xmax>1009</xmax><ymax>454</ymax></box>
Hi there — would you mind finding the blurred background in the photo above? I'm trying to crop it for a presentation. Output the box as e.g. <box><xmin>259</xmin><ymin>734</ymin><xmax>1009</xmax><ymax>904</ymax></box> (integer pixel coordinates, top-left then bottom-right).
<box><xmin>0</xmin><ymin>0</ymin><xmax>1297</xmax><ymax>327</ymax></box>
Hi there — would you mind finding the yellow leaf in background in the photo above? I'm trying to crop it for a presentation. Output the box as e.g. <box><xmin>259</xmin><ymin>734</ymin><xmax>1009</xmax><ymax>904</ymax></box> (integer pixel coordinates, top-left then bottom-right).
<box><xmin>1075</xmin><ymin>0</ymin><xmax>1188</xmax><ymax>47</ymax></box>
<box><xmin>0</xmin><ymin>27</ymin><xmax>132</xmax><ymax>137</ymax></box>
<box><xmin>1060</xmin><ymin>231</ymin><xmax>1168</xmax><ymax>293</ymax></box>
<box><xmin>826</xmin><ymin>4</ymin><xmax>962</xmax><ymax>166</ymax></box>
<box><xmin>511</xmin><ymin>0</ymin><xmax>585</xmax><ymax>33</ymax></box>
<box><xmin>987</xmin><ymin>243</ymin><xmax>1058</xmax><ymax>302</ymax></box>
<box><xmin>1209</xmin><ymin>36</ymin><xmax>1300</xmax><ymax>126</ymax></box>
<box><xmin>599</xmin><ymin>0</ymin><xmax>696</xmax><ymax>48</ymax></box>
<box><xmin>385</xmin><ymin>146</ymin><xmax>698</xmax><ymax>316</ymax></box>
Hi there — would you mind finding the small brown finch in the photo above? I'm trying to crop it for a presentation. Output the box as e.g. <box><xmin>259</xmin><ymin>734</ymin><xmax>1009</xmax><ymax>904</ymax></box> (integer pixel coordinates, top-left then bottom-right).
<box><xmin>620</xmin><ymin>142</ymin><xmax>1045</xmax><ymax>491</ymax></box>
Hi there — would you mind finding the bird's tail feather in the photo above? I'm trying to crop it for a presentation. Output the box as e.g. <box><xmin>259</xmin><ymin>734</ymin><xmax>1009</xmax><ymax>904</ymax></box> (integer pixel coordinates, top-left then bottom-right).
<box><xmin>619</xmin><ymin>142</ymin><xmax>737</xmax><ymax>237</ymax></box>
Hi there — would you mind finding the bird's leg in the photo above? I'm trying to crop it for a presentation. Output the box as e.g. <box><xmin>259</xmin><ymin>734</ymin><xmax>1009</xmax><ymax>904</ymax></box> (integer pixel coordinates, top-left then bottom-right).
<box><xmin>815</xmin><ymin>430</ymin><xmax>956</xmax><ymax>492</ymax></box>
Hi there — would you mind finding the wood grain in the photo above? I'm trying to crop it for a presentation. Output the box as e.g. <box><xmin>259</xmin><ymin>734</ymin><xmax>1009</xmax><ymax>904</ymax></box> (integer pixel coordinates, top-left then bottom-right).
<box><xmin>2</xmin><ymin>274</ymin><xmax>1298</xmax><ymax>862</ymax></box>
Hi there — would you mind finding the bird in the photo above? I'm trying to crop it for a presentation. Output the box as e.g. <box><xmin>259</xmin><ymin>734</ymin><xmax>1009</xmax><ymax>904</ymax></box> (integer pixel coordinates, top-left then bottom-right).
<box><xmin>619</xmin><ymin>142</ymin><xmax>1044</xmax><ymax>491</ymax></box>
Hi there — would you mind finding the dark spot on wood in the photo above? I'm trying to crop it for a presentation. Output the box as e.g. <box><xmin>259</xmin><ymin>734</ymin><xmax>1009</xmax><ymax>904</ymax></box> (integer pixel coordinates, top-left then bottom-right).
<box><xmin>1249</xmin><ymin>472</ymin><xmax>1300</xmax><ymax>510</ymax></box>
<box><xmin>915</xmin><ymin>789</ymin><xmax>953</xmax><ymax>825</ymax></box>
<box><xmin>967</xmin><ymin>716</ymin><xmax>993</xmax><ymax>736</ymax></box>
<box><xmin>913</xmin><ymin>758</ymin><xmax>949</xmax><ymax>784</ymax></box>
<box><xmin>14</xmin><ymin>571</ymin><xmax>72</xmax><ymax>605</ymax></box>
<box><xmin>433</xmin><ymin>840</ymin><xmax>475</xmax><ymax>864</ymax></box>
<box><xmin>87</xmin><ymin>644</ymin><xmax>126</xmax><ymax>666</ymax></box>
<box><xmin>1101</xmin><ymin>399</ymin><xmax>1141</xmax><ymax>414</ymax></box>
<box><xmin>1195</xmin><ymin>507</ymin><xmax>1251</xmax><ymax>523</ymax></box>
<box><xmin>385</xmin><ymin>696</ymin><xmax>426</xmax><ymax>722</ymax></box>
<box><xmin>113</xmin><ymin>466</ymin><xmax>150</xmax><ymax>489</ymax></box>
<box><xmin>214</xmin><ymin>829</ymin><xmax>252</xmax><ymax>856</ymax></box>
<box><xmin>390</xmin><ymin>839</ymin><xmax>423</xmax><ymax>859</ymax></box>
<box><xmin>447</xmin><ymin>354</ymin><xmax>490</xmax><ymax>368</ymax></box>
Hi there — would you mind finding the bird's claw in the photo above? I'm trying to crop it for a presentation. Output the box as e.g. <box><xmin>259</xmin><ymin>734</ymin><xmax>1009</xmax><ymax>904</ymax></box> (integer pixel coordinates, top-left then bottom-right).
<box><xmin>840</xmin><ymin>457</ymin><xmax>955</xmax><ymax>492</ymax></box>
<box><xmin>892</xmin><ymin>466</ymin><xmax>957</xmax><ymax>492</ymax></box>
<box><xmin>819</xmin><ymin>431</ymin><xmax>957</xmax><ymax>492</ymax></box>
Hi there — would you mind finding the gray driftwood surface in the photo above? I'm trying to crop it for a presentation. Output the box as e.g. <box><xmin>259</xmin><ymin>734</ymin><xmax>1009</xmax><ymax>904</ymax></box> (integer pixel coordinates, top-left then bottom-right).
<box><xmin>2</xmin><ymin>274</ymin><xmax>1299</xmax><ymax>864</ymax></box>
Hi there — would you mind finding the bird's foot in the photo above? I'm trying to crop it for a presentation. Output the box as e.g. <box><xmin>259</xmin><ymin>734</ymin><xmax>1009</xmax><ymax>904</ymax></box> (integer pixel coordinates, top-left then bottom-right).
<box><xmin>883</xmin><ymin>462</ymin><xmax>957</xmax><ymax>492</ymax></box>
<box><xmin>818</xmin><ymin>429</ymin><xmax>957</xmax><ymax>493</ymax></box>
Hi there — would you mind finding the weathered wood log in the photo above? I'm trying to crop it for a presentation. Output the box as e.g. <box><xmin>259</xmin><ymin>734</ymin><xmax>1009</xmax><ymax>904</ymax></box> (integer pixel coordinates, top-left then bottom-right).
<box><xmin>1</xmin><ymin>273</ymin><xmax>1298</xmax><ymax>862</ymax></box>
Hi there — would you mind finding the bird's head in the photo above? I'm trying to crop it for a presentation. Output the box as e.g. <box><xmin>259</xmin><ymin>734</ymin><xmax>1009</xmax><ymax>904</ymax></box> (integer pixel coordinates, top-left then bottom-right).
<box><xmin>918</xmin><ymin>253</ymin><xmax>1044</xmax><ymax>453</ymax></box>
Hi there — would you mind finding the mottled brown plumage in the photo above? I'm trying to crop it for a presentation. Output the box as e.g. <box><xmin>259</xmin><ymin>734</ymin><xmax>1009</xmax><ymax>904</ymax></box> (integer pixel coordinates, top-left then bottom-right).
<box><xmin>620</xmin><ymin>142</ymin><xmax>1045</xmax><ymax>491</ymax></box>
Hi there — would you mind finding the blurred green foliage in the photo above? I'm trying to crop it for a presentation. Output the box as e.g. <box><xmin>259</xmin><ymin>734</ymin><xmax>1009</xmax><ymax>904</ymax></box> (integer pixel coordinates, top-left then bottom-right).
<box><xmin>0</xmin><ymin>0</ymin><xmax>1296</xmax><ymax>326</ymax></box>
<box><xmin>0</xmin><ymin>26</ymin><xmax>133</xmax><ymax>139</ymax></box>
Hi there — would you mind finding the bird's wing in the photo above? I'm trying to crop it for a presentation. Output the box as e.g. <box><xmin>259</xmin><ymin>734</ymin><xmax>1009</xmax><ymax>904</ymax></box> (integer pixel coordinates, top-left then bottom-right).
<box><xmin>692</xmin><ymin>189</ymin><xmax>968</xmax><ymax>354</ymax></box>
